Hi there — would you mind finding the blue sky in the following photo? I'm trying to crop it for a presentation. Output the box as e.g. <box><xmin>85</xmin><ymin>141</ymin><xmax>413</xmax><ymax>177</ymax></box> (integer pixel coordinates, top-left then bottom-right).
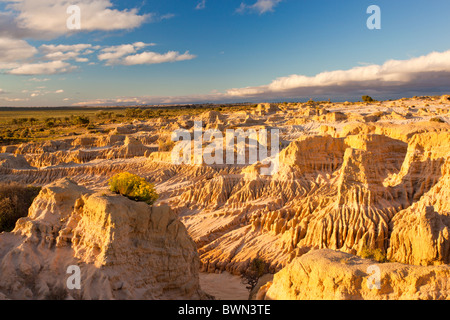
<box><xmin>1</xmin><ymin>0</ymin><xmax>450</xmax><ymax>106</ymax></box>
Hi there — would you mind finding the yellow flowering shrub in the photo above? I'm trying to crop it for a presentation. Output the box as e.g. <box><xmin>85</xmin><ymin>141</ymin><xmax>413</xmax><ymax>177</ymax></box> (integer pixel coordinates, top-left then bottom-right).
<box><xmin>108</xmin><ymin>172</ymin><xmax>159</xmax><ymax>205</ymax></box>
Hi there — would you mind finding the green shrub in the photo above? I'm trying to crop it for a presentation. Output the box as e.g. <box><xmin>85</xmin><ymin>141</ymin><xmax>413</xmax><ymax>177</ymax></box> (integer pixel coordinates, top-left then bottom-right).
<box><xmin>362</xmin><ymin>95</ymin><xmax>375</xmax><ymax>102</ymax></box>
<box><xmin>108</xmin><ymin>172</ymin><xmax>159</xmax><ymax>205</ymax></box>
<box><xmin>158</xmin><ymin>135</ymin><xmax>176</xmax><ymax>152</ymax></box>
<box><xmin>430</xmin><ymin>117</ymin><xmax>445</xmax><ymax>123</ymax></box>
<box><xmin>0</xmin><ymin>183</ymin><xmax>41</xmax><ymax>232</ymax></box>
<box><xmin>240</xmin><ymin>258</ymin><xmax>269</xmax><ymax>295</ymax></box>
<box><xmin>71</xmin><ymin>115</ymin><xmax>90</xmax><ymax>126</ymax></box>
<box><xmin>96</xmin><ymin>111</ymin><xmax>114</xmax><ymax>119</ymax></box>
<box><xmin>359</xmin><ymin>245</ymin><xmax>386</xmax><ymax>263</ymax></box>
<box><xmin>125</xmin><ymin>108</ymin><xmax>143</xmax><ymax>118</ymax></box>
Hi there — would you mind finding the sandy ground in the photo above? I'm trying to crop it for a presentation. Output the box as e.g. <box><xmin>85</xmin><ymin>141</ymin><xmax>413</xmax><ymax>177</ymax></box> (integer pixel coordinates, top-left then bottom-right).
<box><xmin>199</xmin><ymin>272</ymin><xmax>249</xmax><ymax>300</ymax></box>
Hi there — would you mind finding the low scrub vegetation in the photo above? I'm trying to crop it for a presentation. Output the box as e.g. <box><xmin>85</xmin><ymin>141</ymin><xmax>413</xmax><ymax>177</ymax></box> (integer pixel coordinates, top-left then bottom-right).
<box><xmin>359</xmin><ymin>245</ymin><xmax>387</xmax><ymax>263</ymax></box>
<box><xmin>0</xmin><ymin>182</ymin><xmax>41</xmax><ymax>232</ymax></box>
<box><xmin>362</xmin><ymin>95</ymin><xmax>376</xmax><ymax>102</ymax></box>
<box><xmin>0</xmin><ymin>104</ymin><xmax>252</xmax><ymax>145</ymax></box>
<box><xmin>241</xmin><ymin>258</ymin><xmax>269</xmax><ymax>297</ymax></box>
<box><xmin>108</xmin><ymin>172</ymin><xmax>159</xmax><ymax>205</ymax></box>
<box><xmin>430</xmin><ymin>117</ymin><xmax>445</xmax><ymax>123</ymax></box>
<box><xmin>158</xmin><ymin>135</ymin><xmax>176</xmax><ymax>152</ymax></box>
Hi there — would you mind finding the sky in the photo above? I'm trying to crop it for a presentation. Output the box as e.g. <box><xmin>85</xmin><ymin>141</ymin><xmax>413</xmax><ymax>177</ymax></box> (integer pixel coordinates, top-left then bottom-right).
<box><xmin>0</xmin><ymin>0</ymin><xmax>450</xmax><ymax>107</ymax></box>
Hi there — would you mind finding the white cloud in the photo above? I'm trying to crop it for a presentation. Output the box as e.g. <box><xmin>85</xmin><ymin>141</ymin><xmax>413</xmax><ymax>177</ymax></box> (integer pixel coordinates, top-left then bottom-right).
<box><xmin>39</xmin><ymin>44</ymin><xmax>93</xmax><ymax>62</ymax></box>
<box><xmin>4</xmin><ymin>0</ymin><xmax>149</xmax><ymax>38</ymax></box>
<box><xmin>158</xmin><ymin>13</ymin><xmax>175</xmax><ymax>21</ymax></box>
<box><xmin>25</xmin><ymin>87</ymin><xmax>65</xmax><ymax>98</ymax></box>
<box><xmin>8</xmin><ymin>60</ymin><xmax>76</xmax><ymax>75</ymax></box>
<box><xmin>133</xmin><ymin>41</ymin><xmax>156</xmax><ymax>49</ymax></box>
<box><xmin>98</xmin><ymin>44</ymin><xmax>140</xmax><ymax>65</ymax></box>
<box><xmin>98</xmin><ymin>43</ymin><xmax>195</xmax><ymax>66</ymax></box>
<box><xmin>0</xmin><ymin>0</ymin><xmax>186</xmax><ymax>75</ymax></box>
<box><xmin>41</xmin><ymin>51</ymin><xmax>80</xmax><ymax>61</ymax></box>
<box><xmin>0</xmin><ymin>42</ymin><xmax>97</xmax><ymax>74</ymax></box>
<box><xmin>196</xmin><ymin>0</ymin><xmax>206</xmax><ymax>10</ymax></box>
<box><xmin>0</xmin><ymin>39</ymin><xmax>193</xmax><ymax>74</ymax></box>
<box><xmin>0</xmin><ymin>37</ymin><xmax>37</xmax><ymax>62</ymax></box>
<box><xmin>39</xmin><ymin>44</ymin><xmax>92</xmax><ymax>54</ymax></box>
<box><xmin>224</xmin><ymin>50</ymin><xmax>450</xmax><ymax>99</ymax></box>
<box><xmin>237</xmin><ymin>0</ymin><xmax>282</xmax><ymax>14</ymax></box>
<box><xmin>27</xmin><ymin>77</ymin><xmax>51</xmax><ymax>82</ymax></box>
<box><xmin>0</xmin><ymin>97</ymin><xmax>29</xmax><ymax>102</ymax></box>
<box><xmin>73</xmin><ymin>50</ymin><xmax>450</xmax><ymax>105</ymax></box>
<box><xmin>121</xmin><ymin>51</ymin><xmax>197</xmax><ymax>66</ymax></box>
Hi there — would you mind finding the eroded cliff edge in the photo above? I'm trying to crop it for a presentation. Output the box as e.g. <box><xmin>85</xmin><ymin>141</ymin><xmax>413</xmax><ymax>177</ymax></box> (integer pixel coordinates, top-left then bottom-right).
<box><xmin>0</xmin><ymin>178</ymin><xmax>207</xmax><ymax>300</ymax></box>
<box><xmin>258</xmin><ymin>249</ymin><xmax>450</xmax><ymax>300</ymax></box>
<box><xmin>1</xmin><ymin>97</ymin><xmax>449</xmax><ymax>300</ymax></box>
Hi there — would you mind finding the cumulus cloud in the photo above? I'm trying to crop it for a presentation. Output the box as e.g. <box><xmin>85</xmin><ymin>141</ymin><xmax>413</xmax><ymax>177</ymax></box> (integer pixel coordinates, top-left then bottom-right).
<box><xmin>24</xmin><ymin>87</ymin><xmax>65</xmax><ymax>98</ymax></box>
<box><xmin>8</xmin><ymin>60</ymin><xmax>76</xmax><ymax>75</ymax></box>
<box><xmin>0</xmin><ymin>39</ymin><xmax>194</xmax><ymax>74</ymax></box>
<box><xmin>121</xmin><ymin>51</ymin><xmax>196</xmax><ymax>66</ymax></box>
<box><xmin>224</xmin><ymin>50</ymin><xmax>450</xmax><ymax>99</ymax></box>
<box><xmin>237</xmin><ymin>0</ymin><xmax>282</xmax><ymax>15</ymax></box>
<box><xmin>0</xmin><ymin>41</ymin><xmax>96</xmax><ymax>74</ymax></box>
<box><xmin>39</xmin><ymin>44</ymin><xmax>93</xmax><ymax>54</ymax></box>
<box><xmin>98</xmin><ymin>43</ymin><xmax>144</xmax><ymax>65</ymax></box>
<box><xmin>98</xmin><ymin>43</ymin><xmax>196</xmax><ymax>66</ymax></box>
<box><xmin>39</xmin><ymin>43</ymin><xmax>94</xmax><ymax>62</ymax></box>
<box><xmin>73</xmin><ymin>50</ymin><xmax>450</xmax><ymax>105</ymax></box>
<box><xmin>0</xmin><ymin>37</ymin><xmax>37</xmax><ymax>62</ymax></box>
<box><xmin>0</xmin><ymin>1</ymin><xmax>186</xmax><ymax>75</ymax></box>
<box><xmin>75</xmin><ymin>57</ymin><xmax>89</xmax><ymax>63</ymax></box>
<box><xmin>73</xmin><ymin>92</ymin><xmax>227</xmax><ymax>106</ymax></box>
<box><xmin>2</xmin><ymin>0</ymin><xmax>149</xmax><ymax>38</ymax></box>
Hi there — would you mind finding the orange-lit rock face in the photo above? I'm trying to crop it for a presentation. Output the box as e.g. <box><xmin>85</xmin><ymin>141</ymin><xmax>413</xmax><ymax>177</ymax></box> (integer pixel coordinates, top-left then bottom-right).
<box><xmin>260</xmin><ymin>249</ymin><xmax>450</xmax><ymax>300</ymax></box>
<box><xmin>0</xmin><ymin>178</ymin><xmax>206</xmax><ymax>300</ymax></box>
<box><xmin>0</xmin><ymin>96</ymin><xmax>449</xmax><ymax>299</ymax></box>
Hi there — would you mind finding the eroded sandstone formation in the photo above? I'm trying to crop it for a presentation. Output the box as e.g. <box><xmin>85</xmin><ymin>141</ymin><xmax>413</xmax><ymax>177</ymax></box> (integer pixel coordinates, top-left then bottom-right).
<box><xmin>0</xmin><ymin>96</ymin><xmax>449</xmax><ymax>300</ymax></box>
<box><xmin>258</xmin><ymin>249</ymin><xmax>450</xmax><ymax>300</ymax></box>
<box><xmin>0</xmin><ymin>178</ymin><xmax>207</xmax><ymax>300</ymax></box>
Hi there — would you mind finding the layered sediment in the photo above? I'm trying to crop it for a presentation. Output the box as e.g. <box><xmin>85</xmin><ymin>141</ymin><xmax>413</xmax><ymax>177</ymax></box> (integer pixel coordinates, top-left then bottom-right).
<box><xmin>1</xmin><ymin>96</ymin><xmax>449</xmax><ymax>299</ymax></box>
<box><xmin>0</xmin><ymin>178</ymin><xmax>206</xmax><ymax>300</ymax></box>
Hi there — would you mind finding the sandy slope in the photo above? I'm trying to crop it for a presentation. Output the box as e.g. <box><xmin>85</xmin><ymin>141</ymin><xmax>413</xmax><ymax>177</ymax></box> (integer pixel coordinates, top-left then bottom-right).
<box><xmin>1</xmin><ymin>95</ymin><xmax>450</xmax><ymax>299</ymax></box>
<box><xmin>199</xmin><ymin>272</ymin><xmax>248</xmax><ymax>300</ymax></box>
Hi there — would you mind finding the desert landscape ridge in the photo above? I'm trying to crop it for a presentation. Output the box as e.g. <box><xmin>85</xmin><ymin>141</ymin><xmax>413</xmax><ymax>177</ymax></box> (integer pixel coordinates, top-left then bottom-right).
<box><xmin>0</xmin><ymin>95</ymin><xmax>450</xmax><ymax>300</ymax></box>
<box><xmin>2</xmin><ymin>0</ymin><xmax>450</xmax><ymax>305</ymax></box>
<box><xmin>0</xmin><ymin>178</ymin><xmax>208</xmax><ymax>300</ymax></box>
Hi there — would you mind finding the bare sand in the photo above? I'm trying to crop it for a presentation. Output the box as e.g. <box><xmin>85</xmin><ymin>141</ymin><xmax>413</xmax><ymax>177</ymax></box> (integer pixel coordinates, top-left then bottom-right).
<box><xmin>199</xmin><ymin>272</ymin><xmax>249</xmax><ymax>300</ymax></box>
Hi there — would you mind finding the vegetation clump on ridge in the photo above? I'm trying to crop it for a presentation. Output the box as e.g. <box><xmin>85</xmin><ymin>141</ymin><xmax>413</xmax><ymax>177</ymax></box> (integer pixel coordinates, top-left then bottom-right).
<box><xmin>0</xmin><ymin>182</ymin><xmax>41</xmax><ymax>232</ymax></box>
<box><xmin>359</xmin><ymin>245</ymin><xmax>387</xmax><ymax>263</ymax></box>
<box><xmin>108</xmin><ymin>172</ymin><xmax>159</xmax><ymax>205</ymax></box>
<box><xmin>241</xmin><ymin>258</ymin><xmax>269</xmax><ymax>297</ymax></box>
